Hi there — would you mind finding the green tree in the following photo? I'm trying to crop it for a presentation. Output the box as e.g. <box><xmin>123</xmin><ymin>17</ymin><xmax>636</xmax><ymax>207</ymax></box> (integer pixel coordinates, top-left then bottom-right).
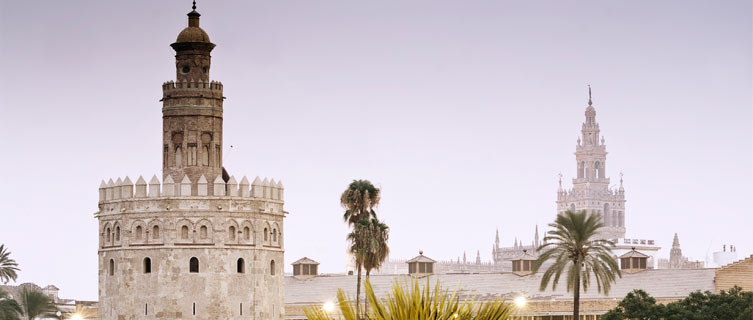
<box><xmin>0</xmin><ymin>288</ymin><xmax>22</xmax><ymax>320</ymax></box>
<box><xmin>19</xmin><ymin>287</ymin><xmax>58</xmax><ymax>320</ymax></box>
<box><xmin>0</xmin><ymin>244</ymin><xmax>20</xmax><ymax>284</ymax></box>
<box><xmin>340</xmin><ymin>180</ymin><xmax>381</xmax><ymax>319</ymax></box>
<box><xmin>601</xmin><ymin>289</ymin><xmax>664</xmax><ymax>320</ymax></box>
<box><xmin>603</xmin><ymin>286</ymin><xmax>753</xmax><ymax>320</ymax></box>
<box><xmin>533</xmin><ymin>210</ymin><xmax>621</xmax><ymax>320</ymax></box>
<box><xmin>665</xmin><ymin>286</ymin><xmax>753</xmax><ymax>320</ymax></box>
<box><xmin>304</xmin><ymin>278</ymin><xmax>514</xmax><ymax>320</ymax></box>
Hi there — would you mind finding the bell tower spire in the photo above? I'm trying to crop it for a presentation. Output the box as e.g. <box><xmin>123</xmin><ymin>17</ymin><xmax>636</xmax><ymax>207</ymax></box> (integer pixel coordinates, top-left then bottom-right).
<box><xmin>161</xmin><ymin>2</ymin><xmax>225</xmax><ymax>194</ymax></box>
<box><xmin>557</xmin><ymin>86</ymin><xmax>626</xmax><ymax>240</ymax></box>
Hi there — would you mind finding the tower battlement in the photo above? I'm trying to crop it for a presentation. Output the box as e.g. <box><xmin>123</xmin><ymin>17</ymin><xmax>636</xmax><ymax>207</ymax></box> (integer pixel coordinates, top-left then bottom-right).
<box><xmin>161</xmin><ymin>80</ymin><xmax>224</xmax><ymax>101</ymax></box>
<box><xmin>98</xmin><ymin>175</ymin><xmax>283</xmax><ymax>204</ymax></box>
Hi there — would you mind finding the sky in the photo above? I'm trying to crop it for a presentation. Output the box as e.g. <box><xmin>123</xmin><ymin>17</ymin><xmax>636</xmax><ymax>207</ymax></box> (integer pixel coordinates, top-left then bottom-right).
<box><xmin>0</xmin><ymin>0</ymin><xmax>751</xmax><ymax>301</ymax></box>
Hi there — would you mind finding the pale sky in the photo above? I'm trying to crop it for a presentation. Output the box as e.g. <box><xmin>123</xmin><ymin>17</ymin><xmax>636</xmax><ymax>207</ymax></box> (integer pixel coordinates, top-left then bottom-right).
<box><xmin>0</xmin><ymin>0</ymin><xmax>751</xmax><ymax>301</ymax></box>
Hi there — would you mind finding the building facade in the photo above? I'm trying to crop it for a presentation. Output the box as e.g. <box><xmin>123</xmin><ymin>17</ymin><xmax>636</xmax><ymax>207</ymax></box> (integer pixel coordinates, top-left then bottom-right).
<box><xmin>96</xmin><ymin>4</ymin><xmax>286</xmax><ymax>319</ymax></box>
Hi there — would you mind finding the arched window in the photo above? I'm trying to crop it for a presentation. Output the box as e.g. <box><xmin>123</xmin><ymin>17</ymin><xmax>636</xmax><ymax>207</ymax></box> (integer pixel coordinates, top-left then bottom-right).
<box><xmin>115</xmin><ymin>226</ymin><xmax>121</xmax><ymax>241</ymax></box>
<box><xmin>229</xmin><ymin>226</ymin><xmax>236</xmax><ymax>241</ymax></box>
<box><xmin>264</xmin><ymin>228</ymin><xmax>268</xmax><ymax>241</ymax></box>
<box><xmin>603</xmin><ymin>203</ymin><xmax>611</xmax><ymax>226</ymax></box>
<box><xmin>153</xmin><ymin>225</ymin><xmax>160</xmax><ymax>239</ymax></box>
<box><xmin>270</xmin><ymin>260</ymin><xmax>275</xmax><ymax>275</ymax></box>
<box><xmin>243</xmin><ymin>227</ymin><xmax>250</xmax><ymax>241</ymax></box>
<box><xmin>190</xmin><ymin>257</ymin><xmax>199</xmax><ymax>273</ymax></box>
<box><xmin>272</xmin><ymin>229</ymin><xmax>277</xmax><ymax>242</ymax></box>
<box><xmin>106</xmin><ymin>228</ymin><xmax>111</xmax><ymax>243</ymax></box>
<box><xmin>200</xmin><ymin>225</ymin><xmax>208</xmax><ymax>239</ymax></box>
<box><xmin>109</xmin><ymin>259</ymin><xmax>115</xmax><ymax>275</ymax></box>
<box><xmin>175</xmin><ymin>145</ymin><xmax>183</xmax><ymax>167</ymax></box>
<box><xmin>181</xmin><ymin>225</ymin><xmax>189</xmax><ymax>239</ymax></box>
<box><xmin>202</xmin><ymin>146</ymin><xmax>209</xmax><ymax>166</ymax></box>
<box><xmin>144</xmin><ymin>257</ymin><xmax>152</xmax><ymax>274</ymax></box>
<box><xmin>135</xmin><ymin>226</ymin><xmax>143</xmax><ymax>240</ymax></box>
<box><xmin>237</xmin><ymin>258</ymin><xmax>245</xmax><ymax>273</ymax></box>
<box><xmin>569</xmin><ymin>204</ymin><xmax>575</xmax><ymax>213</ymax></box>
<box><xmin>595</xmin><ymin>162</ymin><xmax>601</xmax><ymax>179</ymax></box>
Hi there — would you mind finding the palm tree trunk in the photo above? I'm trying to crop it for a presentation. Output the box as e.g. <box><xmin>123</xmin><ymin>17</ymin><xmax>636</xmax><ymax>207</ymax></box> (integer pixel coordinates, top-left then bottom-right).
<box><xmin>356</xmin><ymin>265</ymin><xmax>362</xmax><ymax>320</ymax></box>
<box><xmin>364</xmin><ymin>269</ymin><xmax>370</xmax><ymax>317</ymax></box>
<box><xmin>573</xmin><ymin>268</ymin><xmax>580</xmax><ymax>320</ymax></box>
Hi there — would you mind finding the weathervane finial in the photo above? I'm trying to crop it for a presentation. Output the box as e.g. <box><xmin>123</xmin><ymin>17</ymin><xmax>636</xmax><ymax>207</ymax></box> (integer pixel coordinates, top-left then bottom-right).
<box><xmin>192</xmin><ymin>0</ymin><xmax>197</xmax><ymax>10</ymax></box>
<box><xmin>588</xmin><ymin>84</ymin><xmax>592</xmax><ymax>106</ymax></box>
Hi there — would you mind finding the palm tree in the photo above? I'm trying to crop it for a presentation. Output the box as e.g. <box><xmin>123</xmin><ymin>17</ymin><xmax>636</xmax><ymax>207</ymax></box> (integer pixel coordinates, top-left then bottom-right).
<box><xmin>533</xmin><ymin>210</ymin><xmax>621</xmax><ymax>320</ymax></box>
<box><xmin>304</xmin><ymin>278</ymin><xmax>514</xmax><ymax>320</ymax></box>
<box><xmin>360</xmin><ymin>217</ymin><xmax>390</xmax><ymax>315</ymax></box>
<box><xmin>341</xmin><ymin>180</ymin><xmax>381</xmax><ymax>225</ymax></box>
<box><xmin>340</xmin><ymin>180</ymin><xmax>381</xmax><ymax>319</ymax></box>
<box><xmin>0</xmin><ymin>288</ymin><xmax>22</xmax><ymax>320</ymax></box>
<box><xmin>0</xmin><ymin>244</ymin><xmax>20</xmax><ymax>284</ymax></box>
<box><xmin>19</xmin><ymin>287</ymin><xmax>58</xmax><ymax>320</ymax></box>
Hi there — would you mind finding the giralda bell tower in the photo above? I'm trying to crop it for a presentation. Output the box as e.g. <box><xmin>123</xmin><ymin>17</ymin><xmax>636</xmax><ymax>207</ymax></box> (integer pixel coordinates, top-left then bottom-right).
<box><xmin>556</xmin><ymin>87</ymin><xmax>626</xmax><ymax>240</ymax></box>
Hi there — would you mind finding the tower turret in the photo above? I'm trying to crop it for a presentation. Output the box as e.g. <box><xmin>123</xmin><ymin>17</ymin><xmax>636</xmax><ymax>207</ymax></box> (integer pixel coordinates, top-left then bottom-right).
<box><xmin>161</xmin><ymin>1</ymin><xmax>225</xmax><ymax>193</ymax></box>
<box><xmin>669</xmin><ymin>233</ymin><xmax>683</xmax><ymax>269</ymax></box>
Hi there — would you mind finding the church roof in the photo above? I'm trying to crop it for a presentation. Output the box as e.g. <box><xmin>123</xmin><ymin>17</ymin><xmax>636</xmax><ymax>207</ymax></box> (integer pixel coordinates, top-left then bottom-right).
<box><xmin>285</xmin><ymin>268</ymin><xmax>716</xmax><ymax>305</ymax></box>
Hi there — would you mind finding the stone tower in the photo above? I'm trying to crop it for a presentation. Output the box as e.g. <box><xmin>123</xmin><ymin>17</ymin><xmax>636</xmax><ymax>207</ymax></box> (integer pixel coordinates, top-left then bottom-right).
<box><xmin>161</xmin><ymin>2</ymin><xmax>223</xmax><ymax>192</ymax></box>
<box><xmin>669</xmin><ymin>233</ymin><xmax>683</xmax><ymax>269</ymax></box>
<box><xmin>556</xmin><ymin>87</ymin><xmax>626</xmax><ymax>239</ymax></box>
<box><xmin>96</xmin><ymin>3</ymin><xmax>286</xmax><ymax>319</ymax></box>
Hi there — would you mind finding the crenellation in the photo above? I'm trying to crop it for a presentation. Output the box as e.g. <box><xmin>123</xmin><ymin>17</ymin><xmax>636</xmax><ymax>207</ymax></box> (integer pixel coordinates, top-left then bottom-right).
<box><xmin>161</xmin><ymin>80</ymin><xmax>224</xmax><ymax>100</ymax></box>
<box><xmin>163</xmin><ymin>175</ymin><xmax>175</xmax><ymax>197</ymax></box>
<box><xmin>99</xmin><ymin>180</ymin><xmax>107</xmax><ymax>202</ymax></box>
<box><xmin>180</xmin><ymin>175</ymin><xmax>192</xmax><ymax>196</ymax></box>
<box><xmin>113</xmin><ymin>178</ymin><xmax>122</xmax><ymax>200</ymax></box>
<box><xmin>213</xmin><ymin>176</ymin><xmax>226</xmax><ymax>196</ymax></box>
<box><xmin>148</xmin><ymin>175</ymin><xmax>160</xmax><ymax>197</ymax></box>
<box><xmin>197</xmin><ymin>175</ymin><xmax>208</xmax><ymax>196</ymax></box>
<box><xmin>121</xmin><ymin>176</ymin><xmax>134</xmax><ymax>199</ymax></box>
<box><xmin>135</xmin><ymin>176</ymin><xmax>147</xmax><ymax>198</ymax></box>
<box><xmin>252</xmin><ymin>176</ymin><xmax>263</xmax><ymax>198</ymax></box>
<box><xmin>99</xmin><ymin>174</ymin><xmax>285</xmax><ymax>204</ymax></box>
<box><xmin>227</xmin><ymin>176</ymin><xmax>238</xmax><ymax>197</ymax></box>
<box><xmin>239</xmin><ymin>176</ymin><xmax>250</xmax><ymax>197</ymax></box>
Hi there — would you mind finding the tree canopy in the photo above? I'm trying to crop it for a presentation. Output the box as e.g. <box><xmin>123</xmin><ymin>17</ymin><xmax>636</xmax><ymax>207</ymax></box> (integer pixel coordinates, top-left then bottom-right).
<box><xmin>602</xmin><ymin>286</ymin><xmax>753</xmax><ymax>320</ymax></box>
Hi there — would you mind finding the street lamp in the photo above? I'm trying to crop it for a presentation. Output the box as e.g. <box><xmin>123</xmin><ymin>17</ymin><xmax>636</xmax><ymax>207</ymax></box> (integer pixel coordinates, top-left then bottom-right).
<box><xmin>322</xmin><ymin>301</ymin><xmax>335</xmax><ymax>313</ymax></box>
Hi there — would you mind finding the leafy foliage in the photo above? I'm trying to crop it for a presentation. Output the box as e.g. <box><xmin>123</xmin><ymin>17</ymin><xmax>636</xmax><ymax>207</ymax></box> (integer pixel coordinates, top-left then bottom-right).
<box><xmin>0</xmin><ymin>244</ymin><xmax>20</xmax><ymax>284</ymax></box>
<box><xmin>19</xmin><ymin>287</ymin><xmax>59</xmax><ymax>320</ymax></box>
<box><xmin>304</xmin><ymin>278</ymin><xmax>515</xmax><ymax>320</ymax></box>
<box><xmin>533</xmin><ymin>210</ymin><xmax>621</xmax><ymax>319</ymax></box>
<box><xmin>341</xmin><ymin>180</ymin><xmax>381</xmax><ymax>226</ymax></box>
<box><xmin>0</xmin><ymin>288</ymin><xmax>22</xmax><ymax>320</ymax></box>
<box><xmin>602</xmin><ymin>286</ymin><xmax>753</xmax><ymax>320</ymax></box>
